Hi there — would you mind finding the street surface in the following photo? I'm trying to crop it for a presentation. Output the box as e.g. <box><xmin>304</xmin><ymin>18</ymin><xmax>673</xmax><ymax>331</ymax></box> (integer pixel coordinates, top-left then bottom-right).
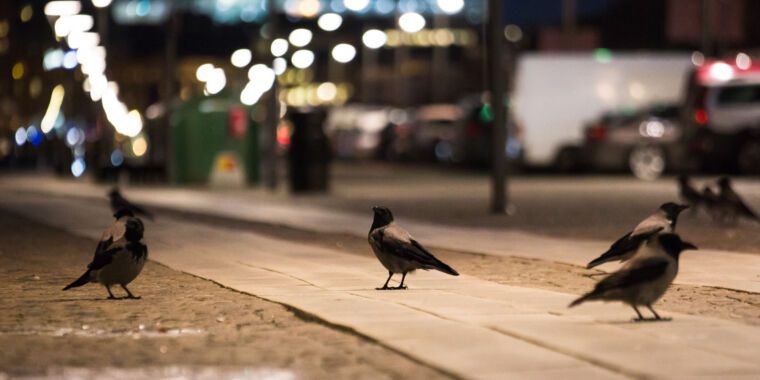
<box><xmin>1</xmin><ymin>166</ymin><xmax>759</xmax><ymax>379</ymax></box>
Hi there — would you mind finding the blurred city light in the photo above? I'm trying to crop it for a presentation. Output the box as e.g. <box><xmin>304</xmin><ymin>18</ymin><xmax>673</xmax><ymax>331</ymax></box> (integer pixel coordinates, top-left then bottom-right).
<box><xmin>20</xmin><ymin>4</ymin><xmax>34</xmax><ymax>22</ymax></box>
<box><xmin>131</xmin><ymin>135</ymin><xmax>148</xmax><ymax>157</ymax></box>
<box><xmin>62</xmin><ymin>50</ymin><xmax>78</xmax><ymax>69</ymax></box>
<box><xmin>66</xmin><ymin>31</ymin><xmax>100</xmax><ymax>49</ymax></box>
<box><xmin>71</xmin><ymin>157</ymin><xmax>86</xmax><ymax>177</ymax></box>
<box><xmin>196</xmin><ymin>63</ymin><xmax>215</xmax><ymax>82</ymax></box>
<box><xmin>273</xmin><ymin>57</ymin><xmax>287</xmax><ymax>75</ymax></box>
<box><xmin>317</xmin><ymin>82</ymin><xmax>337</xmax><ymax>101</ymax></box>
<box><xmin>240</xmin><ymin>82</ymin><xmax>263</xmax><ymax>106</ymax></box>
<box><xmin>736</xmin><ymin>53</ymin><xmax>751</xmax><ymax>70</ymax></box>
<box><xmin>43</xmin><ymin>49</ymin><xmax>65</xmax><ymax>71</ymax></box>
<box><xmin>436</xmin><ymin>0</ymin><xmax>464</xmax><ymax>14</ymax></box>
<box><xmin>271</xmin><ymin>38</ymin><xmax>289</xmax><ymax>57</ymax></box>
<box><xmin>331</xmin><ymin>43</ymin><xmax>356</xmax><ymax>63</ymax></box>
<box><xmin>593</xmin><ymin>48</ymin><xmax>613</xmax><ymax>63</ymax></box>
<box><xmin>44</xmin><ymin>1</ymin><xmax>82</xmax><ymax>17</ymax></box>
<box><xmin>14</xmin><ymin>128</ymin><xmax>27</xmax><ymax>146</ymax></box>
<box><xmin>504</xmin><ymin>24</ymin><xmax>522</xmax><ymax>43</ymax></box>
<box><xmin>318</xmin><ymin>13</ymin><xmax>343</xmax><ymax>31</ymax></box>
<box><xmin>204</xmin><ymin>68</ymin><xmax>227</xmax><ymax>94</ymax></box>
<box><xmin>230</xmin><ymin>48</ymin><xmax>252</xmax><ymax>67</ymax></box>
<box><xmin>92</xmin><ymin>0</ymin><xmax>113</xmax><ymax>7</ymax></box>
<box><xmin>110</xmin><ymin>149</ymin><xmax>124</xmax><ymax>166</ymax></box>
<box><xmin>54</xmin><ymin>14</ymin><xmax>94</xmax><ymax>37</ymax></box>
<box><xmin>297</xmin><ymin>0</ymin><xmax>321</xmax><ymax>17</ymax></box>
<box><xmin>398</xmin><ymin>12</ymin><xmax>425</xmax><ymax>33</ymax></box>
<box><xmin>289</xmin><ymin>28</ymin><xmax>313</xmax><ymax>48</ymax></box>
<box><xmin>691</xmin><ymin>51</ymin><xmax>705</xmax><ymax>66</ymax></box>
<box><xmin>40</xmin><ymin>85</ymin><xmax>65</xmax><ymax>133</ymax></box>
<box><xmin>709</xmin><ymin>62</ymin><xmax>734</xmax><ymax>81</ymax></box>
<box><xmin>11</xmin><ymin>62</ymin><xmax>25</xmax><ymax>80</ymax></box>
<box><xmin>291</xmin><ymin>49</ymin><xmax>315</xmax><ymax>69</ymax></box>
<box><xmin>26</xmin><ymin>126</ymin><xmax>43</xmax><ymax>146</ymax></box>
<box><xmin>344</xmin><ymin>0</ymin><xmax>370</xmax><ymax>12</ymax></box>
<box><xmin>65</xmin><ymin>127</ymin><xmax>84</xmax><ymax>147</ymax></box>
<box><xmin>362</xmin><ymin>29</ymin><xmax>387</xmax><ymax>49</ymax></box>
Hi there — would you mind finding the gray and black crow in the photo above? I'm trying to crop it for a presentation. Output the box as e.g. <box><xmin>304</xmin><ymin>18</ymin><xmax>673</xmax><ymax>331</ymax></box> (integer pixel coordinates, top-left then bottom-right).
<box><xmin>701</xmin><ymin>185</ymin><xmax>724</xmax><ymax>223</ymax></box>
<box><xmin>586</xmin><ymin>202</ymin><xmax>688</xmax><ymax>269</ymax></box>
<box><xmin>717</xmin><ymin>177</ymin><xmax>759</xmax><ymax>224</ymax></box>
<box><xmin>677</xmin><ymin>175</ymin><xmax>702</xmax><ymax>211</ymax></box>
<box><xmin>368</xmin><ymin>206</ymin><xmax>458</xmax><ymax>290</ymax></box>
<box><xmin>63</xmin><ymin>212</ymin><xmax>148</xmax><ymax>299</ymax></box>
<box><xmin>109</xmin><ymin>188</ymin><xmax>154</xmax><ymax>221</ymax></box>
<box><xmin>571</xmin><ymin>233</ymin><xmax>697</xmax><ymax>321</ymax></box>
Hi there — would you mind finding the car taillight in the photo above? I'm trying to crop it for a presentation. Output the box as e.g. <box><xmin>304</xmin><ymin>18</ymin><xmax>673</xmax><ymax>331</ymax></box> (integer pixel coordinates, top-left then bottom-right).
<box><xmin>694</xmin><ymin>109</ymin><xmax>708</xmax><ymax>126</ymax></box>
<box><xmin>466</xmin><ymin>123</ymin><xmax>480</xmax><ymax>137</ymax></box>
<box><xmin>588</xmin><ymin>125</ymin><xmax>607</xmax><ymax>140</ymax></box>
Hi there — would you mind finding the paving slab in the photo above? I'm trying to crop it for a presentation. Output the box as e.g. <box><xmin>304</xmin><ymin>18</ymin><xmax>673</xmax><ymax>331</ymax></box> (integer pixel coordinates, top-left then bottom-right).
<box><xmin>2</xmin><ymin>190</ymin><xmax>759</xmax><ymax>379</ymax></box>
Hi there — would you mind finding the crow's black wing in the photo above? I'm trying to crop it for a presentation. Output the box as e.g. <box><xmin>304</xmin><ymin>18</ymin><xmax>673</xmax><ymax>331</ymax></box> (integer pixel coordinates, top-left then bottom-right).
<box><xmin>593</xmin><ymin>257</ymin><xmax>669</xmax><ymax>293</ymax></box>
<box><xmin>586</xmin><ymin>226</ymin><xmax>663</xmax><ymax>269</ymax></box>
<box><xmin>375</xmin><ymin>229</ymin><xmax>458</xmax><ymax>275</ymax></box>
<box><xmin>87</xmin><ymin>245</ymin><xmax>122</xmax><ymax>271</ymax></box>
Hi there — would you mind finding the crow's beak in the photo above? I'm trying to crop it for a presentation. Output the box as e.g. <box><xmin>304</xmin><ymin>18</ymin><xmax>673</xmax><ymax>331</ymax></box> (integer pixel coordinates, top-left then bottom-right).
<box><xmin>678</xmin><ymin>204</ymin><xmax>690</xmax><ymax>212</ymax></box>
<box><xmin>682</xmin><ymin>242</ymin><xmax>698</xmax><ymax>251</ymax></box>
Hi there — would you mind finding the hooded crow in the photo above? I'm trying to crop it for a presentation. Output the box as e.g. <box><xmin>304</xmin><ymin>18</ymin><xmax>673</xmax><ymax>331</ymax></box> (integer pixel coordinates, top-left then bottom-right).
<box><xmin>586</xmin><ymin>202</ymin><xmax>688</xmax><ymax>269</ymax></box>
<box><xmin>109</xmin><ymin>188</ymin><xmax>154</xmax><ymax>221</ymax></box>
<box><xmin>677</xmin><ymin>175</ymin><xmax>702</xmax><ymax>211</ymax></box>
<box><xmin>716</xmin><ymin>177</ymin><xmax>759</xmax><ymax>224</ymax></box>
<box><xmin>570</xmin><ymin>233</ymin><xmax>697</xmax><ymax>321</ymax></box>
<box><xmin>368</xmin><ymin>206</ymin><xmax>459</xmax><ymax>290</ymax></box>
<box><xmin>63</xmin><ymin>215</ymin><xmax>148</xmax><ymax>299</ymax></box>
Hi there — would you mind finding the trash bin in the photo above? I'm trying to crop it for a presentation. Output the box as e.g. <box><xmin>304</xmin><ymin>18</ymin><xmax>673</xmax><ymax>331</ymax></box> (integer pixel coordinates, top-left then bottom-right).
<box><xmin>287</xmin><ymin>108</ymin><xmax>330</xmax><ymax>193</ymax></box>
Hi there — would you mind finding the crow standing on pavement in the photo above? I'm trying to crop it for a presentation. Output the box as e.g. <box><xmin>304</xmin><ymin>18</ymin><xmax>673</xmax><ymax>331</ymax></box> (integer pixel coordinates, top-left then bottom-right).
<box><xmin>109</xmin><ymin>188</ymin><xmax>154</xmax><ymax>221</ymax></box>
<box><xmin>716</xmin><ymin>177</ymin><xmax>760</xmax><ymax>224</ymax></box>
<box><xmin>677</xmin><ymin>175</ymin><xmax>702</xmax><ymax>211</ymax></box>
<box><xmin>368</xmin><ymin>206</ymin><xmax>459</xmax><ymax>290</ymax></box>
<box><xmin>63</xmin><ymin>211</ymin><xmax>148</xmax><ymax>299</ymax></box>
<box><xmin>570</xmin><ymin>233</ymin><xmax>697</xmax><ymax>321</ymax></box>
<box><xmin>586</xmin><ymin>202</ymin><xmax>689</xmax><ymax>269</ymax></box>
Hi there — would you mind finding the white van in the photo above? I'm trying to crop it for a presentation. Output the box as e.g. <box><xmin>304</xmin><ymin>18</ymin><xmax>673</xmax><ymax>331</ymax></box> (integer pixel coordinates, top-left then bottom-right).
<box><xmin>512</xmin><ymin>52</ymin><xmax>692</xmax><ymax>169</ymax></box>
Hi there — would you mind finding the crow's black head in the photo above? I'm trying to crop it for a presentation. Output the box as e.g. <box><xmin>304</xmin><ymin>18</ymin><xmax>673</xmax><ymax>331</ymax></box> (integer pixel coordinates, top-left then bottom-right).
<box><xmin>718</xmin><ymin>176</ymin><xmax>731</xmax><ymax>188</ymax></box>
<box><xmin>371</xmin><ymin>206</ymin><xmax>394</xmax><ymax>229</ymax></box>
<box><xmin>113</xmin><ymin>208</ymin><xmax>135</xmax><ymax>219</ymax></box>
<box><xmin>124</xmin><ymin>218</ymin><xmax>144</xmax><ymax>242</ymax></box>
<box><xmin>108</xmin><ymin>187</ymin><xmax>121</xmax><ymax>198</ymax></box>
<box><xmin>677</xmin><ymin>175</ymin><xmax>689</xmax><ymax>184</ymax></box>
<box><xmin>660</xmin><ymin>202</ymin><xmax>689</xmax><ymax>220</ymax></box>
<box><xmin>658</xmin><ymin>233</ymin><xmax>697</xmax><ymax>259</ymax></box>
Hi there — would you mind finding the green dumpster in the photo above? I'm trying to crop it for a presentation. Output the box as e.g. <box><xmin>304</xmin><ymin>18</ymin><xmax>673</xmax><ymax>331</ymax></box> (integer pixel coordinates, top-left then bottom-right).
<box><xmin>172</xmin><ymin>93</ymin><xmax>259</xmax><ymax>185</ymax></box>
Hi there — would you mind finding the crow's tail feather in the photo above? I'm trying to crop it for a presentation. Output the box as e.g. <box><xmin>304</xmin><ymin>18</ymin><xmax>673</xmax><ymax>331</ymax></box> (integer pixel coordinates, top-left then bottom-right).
<box><xmin>434</xmin><ymin>260</ymin><xmax>459</xmax><ymax>276</ymax></box>
<box><xmin>568</xmin><ymin>293</ymin><xmax>594</xmax><ymax>308</ymax></box>
<box><xmin>63</xmin><ymin>271</ymin><xmax>91</xmax><ymax>290</ymax></box>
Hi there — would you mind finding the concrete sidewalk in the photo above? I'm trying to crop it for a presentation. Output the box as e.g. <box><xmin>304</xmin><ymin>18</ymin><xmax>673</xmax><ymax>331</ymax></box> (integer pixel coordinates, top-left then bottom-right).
<box><xmin>2</xmin><ymin>190</ymin><xmax>760</xmax><ymax>379</ymax></box>
<box><xmin>2</xmin><ymin>176</ymin><xmax>759</xmax><ymax>293</ymax></box>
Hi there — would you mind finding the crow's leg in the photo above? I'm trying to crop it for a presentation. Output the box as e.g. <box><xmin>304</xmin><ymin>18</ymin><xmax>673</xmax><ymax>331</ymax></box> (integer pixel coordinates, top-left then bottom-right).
<box><xmin>106</xmin><ymin>285</ymin><xmax>118</xmax><ymax>300</ymax></box>
<box><xmin>647</xmin><ymin>304</ymin><xmax>671</xmax><ymax>321</ymax></box>
<box><xmin>121</xmin><ymin>284</ymin><xmax>141</xmax><ymax>299</ymax></box>
<box><xmin>395</xmin><ymin>272</ymin><xmax>408</xmax><ymax>290</ymax></box>
<box><xmin>376</xmin><ymin>272</ymin><xmax>393</xmax><ymax>290</ymax></box>
<box><xmin>631</xmin><ymin>305</ymin><xmax>645</xmax><ymax>321</ymax></box>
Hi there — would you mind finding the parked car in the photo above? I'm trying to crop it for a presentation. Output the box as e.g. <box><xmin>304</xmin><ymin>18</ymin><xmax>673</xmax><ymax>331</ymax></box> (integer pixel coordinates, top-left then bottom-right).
<box><xmin>581</xmin><ymin>104</ymin><xmax>682</xmax><ymax>179</ymax></box>
<box><xmin>682</xmin><ymin>59</ymin><xmax>760</xmax><ymax>174</ymax></box>
<box><xmin>323</xmin><ymin>105</ymin><xmax>411</xmax><ymax>160</ymax></box>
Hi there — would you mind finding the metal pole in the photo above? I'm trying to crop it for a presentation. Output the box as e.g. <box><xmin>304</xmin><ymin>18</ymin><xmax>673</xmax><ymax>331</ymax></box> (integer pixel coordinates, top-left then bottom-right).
<box><xmin>264</xmin><ymin>0</ymin><xmax>279</xmax><ymax>190</ymax></box>
<box><xmin>431</xmin><ymin>13</ymin><xmax>448</xmax><ymax>102</ymax></box>
<box><xmin>701</xmin><ymin>0</ymin><xmax>712</xmax><ymax>56</ymax></box>
<box><xmin>488</xmin><ymin>0</ymin><xmax>507</xmax><ymax>214</ymax></box>
<box><xmin>163</xmin><ymin>2</ymin><xmax>179</xmax><ymax>182</ymax></box>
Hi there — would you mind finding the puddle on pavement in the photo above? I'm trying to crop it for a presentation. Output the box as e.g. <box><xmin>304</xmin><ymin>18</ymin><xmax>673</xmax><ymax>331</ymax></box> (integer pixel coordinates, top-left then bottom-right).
<box><xmin>2</xmin><ymin>366</ymin><xmax>296</xmax><ymax>380</ymax></box>
<box><xmin>0</xmin><ymin>325</ymin><xmax>206</xmax><ymax>338</ymax></box>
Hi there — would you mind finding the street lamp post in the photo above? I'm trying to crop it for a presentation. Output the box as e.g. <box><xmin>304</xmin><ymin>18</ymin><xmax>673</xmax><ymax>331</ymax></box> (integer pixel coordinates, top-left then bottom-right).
<box><xmin>488</xmin><ymin>0</ymin><xmax>508</xmax><ymax>214</ymax></box>
<box><xmin>264</xmin><ymin>0</ymin><xmax>280</xmax><ymax>190</ymax></box>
